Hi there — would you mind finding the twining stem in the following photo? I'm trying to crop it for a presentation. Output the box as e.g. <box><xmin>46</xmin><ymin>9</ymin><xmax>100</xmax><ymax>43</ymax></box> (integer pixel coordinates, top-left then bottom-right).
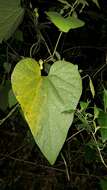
<box><xmin>69</xmin><ymin>0</ymin><xmax>79</xmax><ymax>15</ymax></box>
<box><xmin>30</xmin><ymin>32</ymin><xmax>52</xmax><ymax>58</ymax></box>
<box><xmin>0</xmin><ymin>104</ymin><xmax>19</xmax><ymax>126</ymax></box>
<box><xmin>74</xmin><ymin>109</ymin><xmax>107</xmax><ymax>169</ymax></box>
<box><xmin>93</xmin><ymin>63</ymin><xmax>107</xmax><ymax>78</ymax></box>
<box><xmin>66</xmin><ymin>128</ymin><xmax>85</xmax><ymax>142</ymax></box>
<box><xmin>30</xmin><ymin>42</ymin><xmax>38</xmax><ymax>57</ymax></box>
<box><xmin>53</xmin><ymin>32</ymin><xmax>63</xmax><ymax>57</ymax></box>
<box><xmin>91</xmin><ymin>131</ymin><xmax>107</xmax><ymax>169</ymax></box>
<box><xmin>61</xmin><ymin>153</ymin><xmax>70</xmax><ymax>181</ymax></box>
<box><xmin>40</xmin><ymin>32</ymin><xmax>53</xmax><ymax>57</ymax></box>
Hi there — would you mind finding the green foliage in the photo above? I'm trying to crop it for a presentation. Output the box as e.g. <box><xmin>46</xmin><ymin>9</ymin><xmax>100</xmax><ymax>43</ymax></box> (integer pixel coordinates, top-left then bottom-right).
<box><xmin>89</xmin><ymin>77</ymin><xmax>95</xmax><ymax>98</ymax></box>
<box><xmin>100</xmin><ymin>179</ymin><xmax>107</xmax><ymax>190</ymax></box>
<box><xmin>11</xmin><ymin>58</ymin><xmax>82</xmax><ymax>164</ymax></box>
<box><xmin>94</xmin><ymin>105</ymin><xmax>99</xmax><ymax>120</ymax></box>
<box><xmin>46</xmin><ymin>11</ymin><xmax>85</xmax><ymax>33</ymax></box>
<box><xmin>96</xmin><ymin>88</ymin><xmax>107</xmax><ymax>142</ymax></box>
<box><xmin>98</xmin><ymin>111</ymin><xmax>107</xmax><ymax>143</ymax></box>
<box><xmin>0</xmin><ymin>0</ymin><xmax>24</xmax><ymax>43</ymax></box>
<box><xmin>8</xmin><ymin>89</ymin><xmax>17</xmax><ymax>108</ymax></box>
<box><xmin>103</xmin><ymin>88</ymin><xmax>107</xmax><ymax>112</ymax></box>
<box><xmin>80</xmin><ymin>101</ymin><xmax>89</xmax><ymax>111</ymax></box>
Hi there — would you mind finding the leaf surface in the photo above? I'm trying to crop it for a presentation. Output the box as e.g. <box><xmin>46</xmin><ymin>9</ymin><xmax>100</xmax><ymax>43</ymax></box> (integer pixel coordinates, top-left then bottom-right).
<box><xmin>46</xmin><ymin>11</ymin><xmax>85</xmax><ymax>32</ymax></box>
<box><xmin>0</xmin><ymin>0</ymin><xmax>24</xmax><ymax>43</ymax></box>
<box><xmin>98</xmin><ymin>111</ymin><xmax>107</xmax><ymax>143</ymax></box>
<box><xmin>89</xmin><ymin>77</ymin><xmax>95</xmax><ymax>98</ymax></box>
<box><xmin>11</xmin><ymin>58</ymin><xmax>82</xmax><ymax>164</ymax></box>
<box><xmin>103</xmin><ymin>88</ymin><xmax>107</xmax><ymax>111</ymax></box>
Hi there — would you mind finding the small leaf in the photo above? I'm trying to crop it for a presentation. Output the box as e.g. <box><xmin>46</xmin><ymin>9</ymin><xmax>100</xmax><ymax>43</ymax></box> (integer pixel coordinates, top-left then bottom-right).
<box><xmin>8</xmin><ymin>89</ymin><xmax>17</xmax><ymax>108</ymax></box>
<box><xmin>89</xmin><ymin>77</ymin><xmax>95</xmax><ymax>98</ymax></box>
<box><xmin>57</xmin><ymin>0</ymin><xmax>69</xmax><ymax>5</ymax></box>
<box><xmin>78</xmin><ymin>0</ymin><xmax>89</xmax><ymax>7</ymax></box>
<box><xmin>0</xmin><ymin>0</ymin><xmax>24</xmax><ymax>43</ymax></box>
<box><xmin>98</xmin><ymin>111</ymin><xmax>107</xmax><ymax>143</ymax></box>
<box><xmin>11</xmin><ymin>58</ymin><xmax>82</xmax><ymax>164</ymax></box>
<box><xmin>103</xmin><ymin>88</ymin><xmax>107</xmax><ymax>111</ymax></box>
<box><xmin>80</xmin><ymin>101</ymin><xmax>89</xmax><ymax>111</ymax></box>
<box><xmin>46</xmin><ymin>11</ymin><xmax>85</xmax><ymax>33</ymax></box>
<box><xmin>94</xmin><ymin>105</ymin><xmax>100</xmax><ymax>120</ymax></box>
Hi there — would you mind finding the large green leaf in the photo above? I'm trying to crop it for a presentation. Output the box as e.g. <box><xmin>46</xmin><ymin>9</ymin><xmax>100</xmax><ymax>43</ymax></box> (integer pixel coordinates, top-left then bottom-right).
<box><xmin>46</xmin><ymin>11</ymin><xmax>85</xmax><ymax>33</ymax></box>
<box><xmin>0</xmin><ymin>0</ymin><xmax>24</xmax><ymax>43</ymax></box>
<box><xmin>11</xmin><ymin>58</ymin><xmax>82</xmax><ymax>164</ymax></box>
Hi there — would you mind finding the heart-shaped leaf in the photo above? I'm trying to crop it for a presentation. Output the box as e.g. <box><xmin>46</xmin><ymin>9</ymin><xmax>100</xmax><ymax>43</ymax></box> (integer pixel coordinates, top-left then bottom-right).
<box><xmin>11</xmin><ymin>58</ymin><xmax>82</xmax><ymax>164</ymax></box>
<box><xmin>46</xmin><ymin>11</ymin><xmax>85</xmax><ymax>32</ymax></box>
<box><xmin>0</xmin><ymin>0</ymin><xmax>24</xmax><ymax>43</ymax></box>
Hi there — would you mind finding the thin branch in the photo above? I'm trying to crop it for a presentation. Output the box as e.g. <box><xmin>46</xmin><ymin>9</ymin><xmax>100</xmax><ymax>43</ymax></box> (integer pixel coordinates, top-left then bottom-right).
<box><xmin>0</xmin><ymin>104</ymin><xmax>19</xmax><ymax>126</ymax></box>
<box><xmin>61</xmin><ymin>153</ymin><xmax>70</xmax><ymax>181</ymax></box>
<box><xmin>0</xmin><ymin>153</ymin><xmax>65</xmax><ymax>173</ymax></box>
<box><xmin>66</xmin><ymin>128</ymin><xmax>85</xmax><ymax>142</ymax></box>
<box><xmin>63</xmin><ymin>46</ymin><xmax>107</xmax><ymax>54</ymax></box>
<box><xmin>0</xmin><ymin>153</ymin><xmax>107</xmax><ymax>178</ymax></box>
<box><xmin>93</xmin><ymin>63</ymin><xmax>107</xmax><ymax>78</ymax></box>
<box><xmin>91</xmin><ymin>132</ymin><xmax>107</xmax><ymax>169</ymax></box>
<box><xmin>40</xmin><ymin>32</ymin><xmax>53</xmax><ymax>57</ymax></box>
<box><xmin>53</xmin><ymin>32</ymin><xmax>63</xmax><ymax>57</ymax></box>
<box><xmin>6</xmin><ymin>42</ymin><xmax>21</xmax><ymax>58</ymax></box>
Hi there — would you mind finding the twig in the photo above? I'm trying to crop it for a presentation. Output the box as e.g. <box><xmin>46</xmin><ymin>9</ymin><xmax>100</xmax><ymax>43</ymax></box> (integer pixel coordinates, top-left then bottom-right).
<box><xmin>0</xmin><ymin>104</ymin><xmax>19</xmax><ymax>126</ymax></box>
<box><xmin>66</xmin><ymin>128</ymin><xmax>85</xmax><ymax>142</ymax></box>
<box><xmin>93</xmin><ymin>63</ymin><xmax>107</xmax><ymax>78</ymax></box>
<box><xmin>91</xmin><ymin>132</ymin><xmax>107</xmax><ymax>169</ymax></box>
<box><xmin>6</xmin><ymin>42</ymin><xmax>20</xmax><ymax>58</ymax></box>
<box><xmin>63</xmin><ymin>46</ymin><xmax>107</xmax><ymax>54</ymax></box>
<box><xmin>41</xmin><ymin>32</ymin><xmax>53</xmax><ymax>57</ymax></box>
<box><xmin>0</xmin><ymin>153</ymin><xmax>65</xmax><ymax>172</ymax></box>
<box><xmin>53</xmin><ymin>32</ymin><xmax>63</xmax><ymax>57</ymax></box>
<box><xmin>30</xmin><ymin>41</ymin><xmax>40</xmax><ymax>57</ymax></box>
<box><xmin>0</xmin><ymin>153</ymin><xmax>107</xmax><ymax>178</ymax></box>
<box><xmin>61</xmin><ymin>153</ymin><xmax>70</xmax><ymax>181</ymax></box>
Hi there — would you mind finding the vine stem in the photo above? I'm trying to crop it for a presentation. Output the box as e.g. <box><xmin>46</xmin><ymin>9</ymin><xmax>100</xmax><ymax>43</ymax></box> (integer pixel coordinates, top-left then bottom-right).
<box><xmin>61</xmin><ymin>153</ymin><xmax>70</xmax><ymax>181</ymax></box>
<box><xmin>0</xmin><ymin>104</ymin><xmax>19</xmax><ymax>126</ymax></box>
<box><xmin>40</xmin><ymin>32</ymin><xmax>53</xmax><ymax>57</ymax></box>
<box><xmin>91</xmin><ymin>131</ymin><xmax>107</xmax><ymax>169</ymax></box>
<box><xmin>53</xmin><ymin>32</ymin><xmax>63</xmax><ymax>57</ymax></box>
<box><xmin>93</xmin><ymin>63</ymin><xmax>107</xmax><ymax>78</ymax></box>
<box><xmin>66</xmin><ymin>128</ymin><xmax>85</xmax><ymax>142</ymax></box>
<box><xmin>30</xmin><ymin>32</ymin><xmax>52</xmax><ymax>58</ymax></box>
<box><xmin>69</xmin><ymin>0</ymin><xmax>79</xmax><ymax>15</ymax></box>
